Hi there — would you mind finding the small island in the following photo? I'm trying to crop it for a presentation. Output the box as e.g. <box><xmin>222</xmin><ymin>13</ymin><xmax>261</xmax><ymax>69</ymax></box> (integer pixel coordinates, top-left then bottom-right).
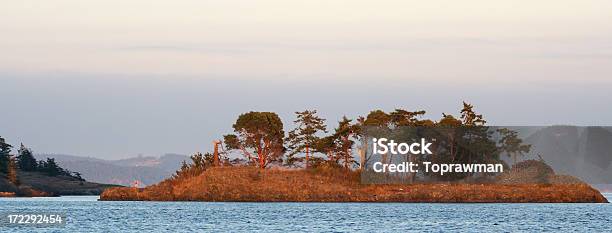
<box><xmin>101</xmin><ymin>105</ymin><xmax>609</xmax><ymax>203</ymax></box>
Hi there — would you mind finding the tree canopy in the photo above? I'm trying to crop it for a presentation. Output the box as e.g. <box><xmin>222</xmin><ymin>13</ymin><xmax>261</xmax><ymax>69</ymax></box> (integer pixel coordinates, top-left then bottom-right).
<box><xmin>497</xmin><ymin>128</ymin><xmax>531</xmax><ymax>164</ymax></box>
<box><xmin>286</xmin><ymin>110</ymin><xmax>327</xmax><ymax>168</ymax></box>
<box><xmin>17</xmin><ymin>144</ymin><xmax>37</xmax><ymax>171</ymax></box>
<box><xmin>224</xmin><ymin>111</ymin><xmax>285</xmax><ymax>168</ymax></box>
<box><xmin>216</xmin><ymin>101</ymin><xmax>515</xmax><ymax>177</ymax></box>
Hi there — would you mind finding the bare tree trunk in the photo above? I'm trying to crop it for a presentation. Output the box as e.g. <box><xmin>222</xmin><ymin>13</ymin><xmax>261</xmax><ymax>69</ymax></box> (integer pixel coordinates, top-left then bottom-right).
<box><xmin>257</xmin><ymin>141</ymin><xmax>265</xmax><ymax>168</ymax></box>
<box><xmin>259</xmin><ymin>155</ymin><xmax>266</xmax><ymax>168</ymax></box>
<box><xmin>213</xmin><ymin>140</ymin><xmax>220</xmax><ymax>166</ymax></box>
<box><xmin>359</xmin><ymin>138</ymin><xmax>367</xmax><ymax>170</ymax></box>
<box><xmin>358</xmin><ymin>148</ymin><xmax>365</xmax><ymax>170</ymax></box>
<box><xmin>344</xmin><ymin>151</ymin><xmax>349</xmax><ymax>170</ymax></box>
<box><xmin>343</xmin><ymin>137</ymin><xmax>350</xmax><ymax>170</ymax></box>
<box><xmin>305</xmin><ymin>145</ymin><xmax>310</xmax><ymax>169</ymax></box>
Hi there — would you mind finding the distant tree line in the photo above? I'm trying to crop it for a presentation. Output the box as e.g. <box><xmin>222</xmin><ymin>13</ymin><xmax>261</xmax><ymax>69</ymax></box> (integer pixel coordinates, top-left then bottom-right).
<box><xmin>0</xmin><ymin>138</ymin><xmax>84</xmax><ymax>185</ymax></box>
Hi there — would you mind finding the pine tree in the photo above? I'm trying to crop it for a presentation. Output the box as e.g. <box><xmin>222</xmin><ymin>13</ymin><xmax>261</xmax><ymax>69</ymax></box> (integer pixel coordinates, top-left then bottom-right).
<box><xmin>17</xmin><ymin>144</ymin><xmax>38</xmax><ymax>171</ymax></box>
<box><xmin>0</xmin><ymin>136</ymin><xmax>12</xmax><ymax>174</ymax></box>
<box><xmin>460</xmin><ymin>101</ymin><xmax>486</xmax><ymax>126</ymax></box>
<box><xmin>72</xmin><ymin>172</ymin><xmax>84</xmax><ymax>181</ymax></box>
<box><xmin>40</xmin><ymin>158</ymin><xmax>62</xmax><ymax>176</ymax></box>
<box><xmin>334</xmin><ymin>116</ymin><xmax>358</xmax><ymax>169</ymax></box>
<box><xmin>497</xmin><ymin>128</ymin><xmax>531</xmax><ymax>164</ymax></box>
<box><xmin>286</xmin><ymin>110</ymin><xmax>327</xmax><ymax>168</ymax></box>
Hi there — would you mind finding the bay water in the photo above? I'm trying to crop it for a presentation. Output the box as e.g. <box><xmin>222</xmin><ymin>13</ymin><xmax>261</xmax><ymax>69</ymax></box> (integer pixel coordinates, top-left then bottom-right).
<box><xmin>1</xmin><ymin>194</ymin><xmax>611</xmax><ymax>232</ymax></box>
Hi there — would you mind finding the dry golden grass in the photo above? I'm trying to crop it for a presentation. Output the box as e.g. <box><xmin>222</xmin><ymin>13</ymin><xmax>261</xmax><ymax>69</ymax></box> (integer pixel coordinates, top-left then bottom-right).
<box><xmin>100</xmin><ymin>166</ymin><xmax>608</xmax><ymax>203</ymax></box>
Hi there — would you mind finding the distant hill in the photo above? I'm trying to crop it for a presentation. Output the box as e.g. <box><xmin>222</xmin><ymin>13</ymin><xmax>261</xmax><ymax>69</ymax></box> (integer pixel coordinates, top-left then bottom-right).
<box><xmin>522</xmin><ymin>126</ymin><xmax>612</xmax><ymax>185</ymax></box>
<box><xmin>35</xmin><ymin>153</ymin><xmax>189</xmax><ymax>187</ymax></box>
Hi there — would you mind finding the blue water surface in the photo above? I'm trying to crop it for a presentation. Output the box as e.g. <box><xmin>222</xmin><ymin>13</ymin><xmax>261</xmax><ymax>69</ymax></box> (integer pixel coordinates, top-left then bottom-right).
<box><xmin>1</xmin><ymin>194</ymin><xmax>610</xmax><ymax>232</ymax></box>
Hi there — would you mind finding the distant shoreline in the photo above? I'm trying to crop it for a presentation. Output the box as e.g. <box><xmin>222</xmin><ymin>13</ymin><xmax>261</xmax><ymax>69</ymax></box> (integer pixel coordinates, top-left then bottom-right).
<box><xmin>0</xmin><ymin>171</ymin><xmax>120</xmax><ymax>197</ymax></box>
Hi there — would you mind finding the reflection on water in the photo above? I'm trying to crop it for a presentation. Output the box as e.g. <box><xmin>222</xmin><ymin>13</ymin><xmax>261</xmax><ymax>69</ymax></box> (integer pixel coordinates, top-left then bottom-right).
<box><xmin>1</xmin><ymin>195</ymin><xmax>610</xmax><ymax>232</ymax></box>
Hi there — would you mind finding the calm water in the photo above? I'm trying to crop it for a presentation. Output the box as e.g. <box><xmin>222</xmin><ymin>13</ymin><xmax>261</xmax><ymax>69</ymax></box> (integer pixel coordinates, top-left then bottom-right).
<box><xmin>0</xmin><ymin>194</ymin><xmax>611</xmax><ymax>232</ymax></box>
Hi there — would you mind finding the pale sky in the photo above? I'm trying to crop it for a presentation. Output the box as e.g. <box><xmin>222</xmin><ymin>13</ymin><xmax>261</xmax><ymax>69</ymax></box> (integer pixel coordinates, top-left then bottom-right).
<box><xmin>1</xmin><ymin>1</ymin><xmax>611</xmax><ymax>158</ymax></box>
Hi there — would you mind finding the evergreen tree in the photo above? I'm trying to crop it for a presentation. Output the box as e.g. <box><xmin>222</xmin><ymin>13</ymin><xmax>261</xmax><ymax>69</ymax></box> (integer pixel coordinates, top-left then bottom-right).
<box><xmin>224</xmin><ymin>111</ymin><xmax>285</xmax><ymax>168</ymax></box>
<box><xmin>336</xmin><ymin>117</ymin><xmax>357</xmax><ymax>169</ymax></box>
<box><xmin>389</xmin><ymin>109</ymin><xmax>427</xmax><ymax>126</ymax></box>
<box><xmin>460</xmin><ymin>101</ymin><xmax>486</xmax><ymax>126</ymax></box>
<box><xmin>0</xmin><ymin>136</ymin><xmax>12</xmax><ymax>174</ymax></box>
<box><xmin>497</xmin><ymin>128</ymin><xmax>531</xmax><ymax>164</ymax></box>
<box><xmin>286</xmin><ymin>110</ymin><xmax>327</xmax><ymax>168</ymax></box>
<box><xmin>362</xmin><ymin>110</ymin><xmax>391</xmax><ymax>127</ymax></box>
<box><xmin>37</xmin><ymin>160</ymin><xmax>45</xmax><ymax>170</ymax></box>
<box><xmin>17</xmin><ymin>144</ymin><xmax>38</xmax><ymax>171</ymax></box>
<box><xmin>356</xmin><ymin>109</ymin><xmax>428</xmax><ymax>169</ymax></box>
<box><xmin>313</xmin><ymin>135</ymin><xmax>338</xmax><ymax>164</ymax></box>
<box><xmin>424</xmin><ymin>103</ymin><xmax>499</xmax><ymax>180</ymax></box>
<box><xmin>172</xmin><ymin>152</ymin><xmax>209</xmax><ymax>179</ymax></box>
<box><xmin>72</xmin><ymin>172</ymin><xmax>84</xmax><ymax>181</ymax></box>
<box><xmin>39</xmin><ymin>158</ymin><xmax>62</xmax><ymax>176</ymax></box>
